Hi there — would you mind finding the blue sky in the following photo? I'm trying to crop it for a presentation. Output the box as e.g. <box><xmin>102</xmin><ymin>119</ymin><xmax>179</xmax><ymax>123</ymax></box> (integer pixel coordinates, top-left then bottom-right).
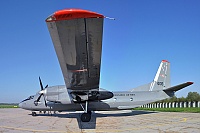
<box><xmin>0</xmin><ymin>0</ymin><xmax>199</xmax><ymax>103</ymax></box>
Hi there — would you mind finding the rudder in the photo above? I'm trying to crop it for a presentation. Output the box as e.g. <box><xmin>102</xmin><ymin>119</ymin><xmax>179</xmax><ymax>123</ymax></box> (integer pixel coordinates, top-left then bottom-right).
<box><xmin>149</xmin><ymin>60</ymin><xmax>170</xmax><ymax>91</ymax></box>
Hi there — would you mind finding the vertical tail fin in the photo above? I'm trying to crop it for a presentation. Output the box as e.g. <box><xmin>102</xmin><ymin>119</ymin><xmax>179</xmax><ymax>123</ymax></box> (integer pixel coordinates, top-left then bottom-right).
<box><xmin>149</xmin><ymin>60</ymin><xmax>170</xmax><ymax>91</ymax></box>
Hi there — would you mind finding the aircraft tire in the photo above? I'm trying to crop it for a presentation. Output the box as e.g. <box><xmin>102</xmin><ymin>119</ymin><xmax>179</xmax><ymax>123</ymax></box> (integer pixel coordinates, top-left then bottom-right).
<box><xmin>88</xmin><ymin>111</ymin><xmax>92</xmax><ymax>115</ymax></box>
<box><xmin>32</xmin><ymin>112</ymin><xmax>37</xmax><ymax>116</ymax></box>
<box><xmin>81</xmin><ymin>113</ymin><xmax>91</xmax><ymax>122</ymax></box>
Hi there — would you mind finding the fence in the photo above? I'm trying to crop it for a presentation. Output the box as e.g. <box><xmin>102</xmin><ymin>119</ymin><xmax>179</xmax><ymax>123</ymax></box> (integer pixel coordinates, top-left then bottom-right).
<box><xmin>141</xmin><ymin>101</ymin><xmax>200</xmax><ymax>108</ymax></box>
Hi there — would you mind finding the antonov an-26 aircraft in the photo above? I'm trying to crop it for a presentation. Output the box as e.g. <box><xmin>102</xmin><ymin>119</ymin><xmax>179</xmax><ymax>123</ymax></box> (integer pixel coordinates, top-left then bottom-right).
<box><xmin>19</xmin><ymin>9</ymin><xmax>193</xmax><ymax>122</ymax></box>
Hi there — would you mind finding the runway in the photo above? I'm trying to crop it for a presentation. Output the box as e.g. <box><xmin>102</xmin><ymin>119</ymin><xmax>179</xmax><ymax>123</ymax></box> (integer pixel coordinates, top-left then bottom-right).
<box><xmin>0</xmin><ymin>108</ymin><xmax>199</xmax><ymax>133</ymax></box>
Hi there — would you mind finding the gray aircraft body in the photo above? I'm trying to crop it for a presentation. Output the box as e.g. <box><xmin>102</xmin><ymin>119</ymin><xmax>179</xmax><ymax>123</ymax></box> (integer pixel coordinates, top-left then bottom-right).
<box><xmin>19</xmin><ymin>9</ymin><xmax>193</xmax><ymax>122</ymax></box>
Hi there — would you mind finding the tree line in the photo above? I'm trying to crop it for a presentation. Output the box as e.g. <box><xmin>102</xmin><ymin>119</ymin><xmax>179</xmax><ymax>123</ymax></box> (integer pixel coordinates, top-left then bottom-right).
<box><xmin>157</xmin><ymin>92</ymin><xmax>200</xmax><ymax>103</ymax></box>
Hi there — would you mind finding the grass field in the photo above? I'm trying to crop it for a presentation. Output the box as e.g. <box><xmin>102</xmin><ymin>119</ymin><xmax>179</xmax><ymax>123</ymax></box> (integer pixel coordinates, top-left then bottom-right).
<box><xmin>0</xmin><ymin>104</ymin><xmax>19</xmax><ymax>108</ymax></box>
<box><xmin>133</xmin><ymin>107</ymin><xmax>200</xmax><ymax>113</ymax></box>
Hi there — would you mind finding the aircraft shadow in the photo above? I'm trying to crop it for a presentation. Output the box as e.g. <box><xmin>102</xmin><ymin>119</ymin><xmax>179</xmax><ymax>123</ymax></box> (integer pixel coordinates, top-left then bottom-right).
<box><xmin>94</xmin><ymin>110</ymin><xmax>156</xmax><ymax>117</ymax></box>
<box><xmin>29</xmin><ymin>110</ymin><xmax>156</xmax><ymax>129</ymax></box>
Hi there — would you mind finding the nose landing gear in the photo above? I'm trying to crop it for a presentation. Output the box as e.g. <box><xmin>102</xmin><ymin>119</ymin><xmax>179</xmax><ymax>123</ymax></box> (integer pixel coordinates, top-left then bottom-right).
<box><xmin>32</xmin><ymin>112</ymin><xmax>37</xmax><ymax>116</ymax></box>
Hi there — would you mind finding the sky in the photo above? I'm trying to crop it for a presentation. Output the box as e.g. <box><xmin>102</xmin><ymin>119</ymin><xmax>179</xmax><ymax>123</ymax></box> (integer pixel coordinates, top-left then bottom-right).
<box><xmin>0</xmin><ymin>0</ymin><xmax>200</xmax><ymax>103</ymax></box>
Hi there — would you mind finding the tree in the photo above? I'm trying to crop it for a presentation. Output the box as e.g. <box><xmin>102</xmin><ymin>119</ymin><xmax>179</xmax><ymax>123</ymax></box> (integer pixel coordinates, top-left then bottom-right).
<box><xmin>154</xmin><ymin>91</ymin><xmax>200</xmax><ymax>103</ymax></box>
<box><xmin>169</xmin><ymin>96</ymin><xmax>177</xmax><ymax>102</ymax></box>
<box><xmin>186</xmin><ymin>92</ymin><xmax>200</xmax><ymax>101</ymax></box>
<box><xmin>177</xmin><ymin>97</ymin><xmax>186</xmax><ymax>102</ymax></box>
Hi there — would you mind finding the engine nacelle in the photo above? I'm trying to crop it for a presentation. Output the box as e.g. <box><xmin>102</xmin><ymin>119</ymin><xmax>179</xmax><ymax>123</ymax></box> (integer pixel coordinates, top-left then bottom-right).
<box><xmin>70</xmin><ymin>90</ymin><xmax>113</xmax><ymax>102</ymax></box>
<box><xmin>46</xmin><ymin>85</ymin><xmax>71</xmax><ymax>104</ymax></box>
<box><xmin>98</xmin><ymin>91</ymin><xmax>114</xmax><ymax>100</ymax></box>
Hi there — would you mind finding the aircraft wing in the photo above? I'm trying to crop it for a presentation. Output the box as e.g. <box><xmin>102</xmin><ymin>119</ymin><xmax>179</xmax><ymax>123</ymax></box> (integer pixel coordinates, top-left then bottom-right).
<box><xmin>46</xmin><ymin>9</ymin><xmax>104</xmax><ymax>91</ymax></box>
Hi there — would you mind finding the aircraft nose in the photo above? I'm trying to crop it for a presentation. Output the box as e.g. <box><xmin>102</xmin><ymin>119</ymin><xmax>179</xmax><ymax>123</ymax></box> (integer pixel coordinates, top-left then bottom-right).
<box><xmin>18</xmin><ymin>103</ymin><xmax>23</xmax><ymax>108</ymax></box>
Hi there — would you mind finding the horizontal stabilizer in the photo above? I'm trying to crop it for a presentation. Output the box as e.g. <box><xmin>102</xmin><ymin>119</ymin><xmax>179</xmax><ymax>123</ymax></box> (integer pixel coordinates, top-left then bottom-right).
<box><xmin>163</xmin><ymin>82</ymin><xmax>193</xmax><ymax>93</ymax></box>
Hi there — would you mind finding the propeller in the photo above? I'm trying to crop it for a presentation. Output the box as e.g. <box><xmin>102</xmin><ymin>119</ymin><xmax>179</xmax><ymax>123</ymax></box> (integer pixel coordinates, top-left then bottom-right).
<box><xmin>39</xmin><ymin>77</ymin><xmax>44</xmax><ymax>90</ymax></box>
<box><xmin>34</xmin><ymin>77</ymin><xmax>48</xmax><ymax>107</ymax></box>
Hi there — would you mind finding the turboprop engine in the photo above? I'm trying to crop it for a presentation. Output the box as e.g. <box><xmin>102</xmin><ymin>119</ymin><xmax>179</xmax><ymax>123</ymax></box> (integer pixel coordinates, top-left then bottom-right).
<box><xmin>36</xmin><ymin>86</ymin><xmax>72</xmax><ymax>105</ymax></box>
<box><xmin>36</xmin><ymin>77</ymin><xmax>113</xmax><ymax>104</ymax></box>
<box><xmin>45</xmin><ymin>85</ymin><xmax>72</xmax><ymax>104</ymax></box>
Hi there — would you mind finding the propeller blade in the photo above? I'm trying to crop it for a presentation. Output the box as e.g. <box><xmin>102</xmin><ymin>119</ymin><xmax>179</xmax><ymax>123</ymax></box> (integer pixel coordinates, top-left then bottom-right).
<box><xmin>37</xmin><ymin>77</ymin><xmax>48</xmax><ymax>107</ymax></box>
<box><xmin>39</xmin><ymin>77</ymin><xmax>44</xmax><ymax>90</ymax></box>
<box><xmin>45</xmin><ymin>84</ymin><xmax>48</xmax><ymax>88</ymax></box>
<box><xmin>34</xmin><ymin>94</ymin><xmax>47</xmax><ymax>107</ymax></box>
<box><xmin>36</xmin><ymin>94</ymin><xmax>43</xmax><ymax>102</ymax></box>
<box><xmin>43</xmin><ymin>95</ymin><xmax>47</xmax><ymax>107</ymax></box>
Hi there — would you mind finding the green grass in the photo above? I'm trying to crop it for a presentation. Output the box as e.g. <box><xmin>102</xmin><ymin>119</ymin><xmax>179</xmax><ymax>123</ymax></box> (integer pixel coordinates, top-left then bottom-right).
<box><xmin>133</xmin><ymin>107</ymin><xmax>200</xmax><ymax>113</ymax></box>
<box><xmin>0</xmin><ymin>104</ymin><xmax>19</xmax><ymax>108</ymax></box>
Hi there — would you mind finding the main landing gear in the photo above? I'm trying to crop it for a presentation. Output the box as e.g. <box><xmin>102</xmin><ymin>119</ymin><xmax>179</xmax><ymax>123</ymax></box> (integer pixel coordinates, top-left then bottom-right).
<box><xmin>81</xmin><ymin>111</ymin><xmax>91</xmax><ymax>122</ymax></box>
<box><xmin>80</xmin><ymin>101</ymin><xmax>92</xmax><ymax>122</ymax></box>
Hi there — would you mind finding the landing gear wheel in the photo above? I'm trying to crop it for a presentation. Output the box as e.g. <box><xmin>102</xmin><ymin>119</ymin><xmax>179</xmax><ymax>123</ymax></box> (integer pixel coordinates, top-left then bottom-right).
<box><xmin>88</xmin><ymin>111</ymin><xmax>92</xmax><ymax>115</ymax></box>
<box><xmin>81</xmin><ymin>113</ymin><xmax>91</xmax><ymax>122</ymax></box>
<box><xmin>32</xmin><ymin>112</ymin><xmax>37</xmax><ymax>116</ymax></box>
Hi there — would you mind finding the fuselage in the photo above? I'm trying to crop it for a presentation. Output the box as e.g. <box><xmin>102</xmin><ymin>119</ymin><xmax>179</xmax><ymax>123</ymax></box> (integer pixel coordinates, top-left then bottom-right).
<box><xmin>19</xmin><ymin>85</ymin><xmax>170</xmax><ymax>112</ymax></box>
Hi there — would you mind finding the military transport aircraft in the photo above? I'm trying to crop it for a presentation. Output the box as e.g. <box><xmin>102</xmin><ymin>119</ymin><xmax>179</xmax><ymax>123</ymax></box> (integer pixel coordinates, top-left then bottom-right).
<box><xmin>19</xmin><ymin>9</ymin><xmax>193</xmax><ymax>122</ymax></box>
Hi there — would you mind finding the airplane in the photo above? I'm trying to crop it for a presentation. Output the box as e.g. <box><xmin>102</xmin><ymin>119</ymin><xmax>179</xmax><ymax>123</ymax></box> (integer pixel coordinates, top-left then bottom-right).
<box><xmin>19</xmin><ymin>9</ymin><xmax>193</xmax><ymax>122</ymax></box>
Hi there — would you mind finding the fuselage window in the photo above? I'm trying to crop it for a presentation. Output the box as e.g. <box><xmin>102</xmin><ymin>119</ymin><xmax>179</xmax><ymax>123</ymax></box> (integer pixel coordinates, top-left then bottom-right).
<box><xmin>130</xmin><ymin>98</ymin><xmax>133</xmax><ymax>101</ymax></box>
<box><xmin>114</xmin><ymin>98</ymin><xmax>117</xmax><ymax>101</ymax></box>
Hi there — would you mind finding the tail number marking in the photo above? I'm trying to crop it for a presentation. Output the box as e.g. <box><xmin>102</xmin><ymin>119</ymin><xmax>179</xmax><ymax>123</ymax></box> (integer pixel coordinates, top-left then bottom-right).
<box><xmin>157</xmin><ymin>82</ymin><xmax>163</xmax><ymax>86</ymax></box>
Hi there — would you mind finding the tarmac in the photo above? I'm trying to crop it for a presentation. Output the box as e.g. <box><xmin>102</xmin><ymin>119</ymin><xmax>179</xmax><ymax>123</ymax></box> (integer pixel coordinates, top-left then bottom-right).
<box><xmin>0</xmin><ymin>108</ymin><xmax>200</xmax><ymax>133</ymax></box>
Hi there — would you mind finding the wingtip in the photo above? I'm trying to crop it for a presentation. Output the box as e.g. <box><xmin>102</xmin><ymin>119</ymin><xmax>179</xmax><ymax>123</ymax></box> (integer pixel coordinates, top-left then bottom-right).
<box><xmin>187</xmin><ymin>82</ymin><xmax>194</xmax><ymax>85</ymax></box>
<box><xmin>46</xmin><ymin>8</ymin><xmax>104</xmax><ymax>22</ymax></box>
<box><xmin>162</xmin><ymin>60</ymin><xmax>170</xmax><ymax>63</ymax></box>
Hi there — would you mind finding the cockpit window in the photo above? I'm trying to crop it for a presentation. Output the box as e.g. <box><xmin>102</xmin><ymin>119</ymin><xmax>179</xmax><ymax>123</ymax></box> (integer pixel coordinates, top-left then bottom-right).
<box><xmin>29</xmin><ymin>96</ymin><xmax>34</xmax><ymax>99</ymax></box>
<box><xmin>21</xmin><ymin>95</ymin><xmax>34</xmax><ymax>102</ymax></box>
